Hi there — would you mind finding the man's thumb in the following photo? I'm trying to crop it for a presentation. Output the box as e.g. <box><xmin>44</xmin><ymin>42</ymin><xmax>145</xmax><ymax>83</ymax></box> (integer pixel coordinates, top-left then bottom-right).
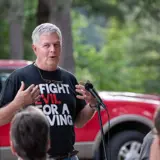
<box><xmin>19</xmin><ymin>81</ymin><xmax>25</xmax><ymax>91</ymax></box>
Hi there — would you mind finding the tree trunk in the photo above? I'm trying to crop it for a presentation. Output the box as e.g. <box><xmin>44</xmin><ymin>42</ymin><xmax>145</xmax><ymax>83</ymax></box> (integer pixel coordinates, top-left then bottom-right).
<box><xmin>8</xmin><ymin>0</ymin><xmax>24</xmax><ymax>59</ymax></box>
<box><xmin>36</xmin><ymin>0</ymin><xmax>49</xmax><ymax>24</ymax></box>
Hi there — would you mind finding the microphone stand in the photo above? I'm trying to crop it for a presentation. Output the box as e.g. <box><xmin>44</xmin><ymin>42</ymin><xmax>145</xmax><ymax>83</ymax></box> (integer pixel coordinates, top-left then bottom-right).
<box><xmin>91</xmin><ymin>91</ymin><xmax>108</xmax><ymax>160</ymax></box>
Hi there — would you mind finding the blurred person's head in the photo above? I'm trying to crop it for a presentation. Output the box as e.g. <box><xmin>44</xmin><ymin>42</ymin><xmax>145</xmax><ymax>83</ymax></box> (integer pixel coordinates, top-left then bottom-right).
<box><xmin>154</xmin><ymin>107</ymin><xmax>160</xmax><ymax>136</ymax></box>
<box><xmin>32</xmin><ymin>23</ymin><xmax>62</xmax><ymax>71</ymax></box>
<box><xmin>10</xmin><ymin>106</ymin><xmax>50</xmax><ymax>160</ymax></box>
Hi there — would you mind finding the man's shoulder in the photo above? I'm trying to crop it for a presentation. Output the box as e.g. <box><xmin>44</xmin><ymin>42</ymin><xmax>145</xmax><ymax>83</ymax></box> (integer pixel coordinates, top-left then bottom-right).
<box><xmin>15</xmin><ymin>64</ymin><xmax>34</xmax><ymax>73</ymax></box>
<box><xmin>143</xmin><ymin>130</ymin><xmax>154</xmax><ymax>142</ymax></box>
<box><xmin>11</xmin><ymin>64</ymin><xmax>34</xmax><ymax>75</ymax></box>
<box><xmin>8</xmin><ymin>64</ymin><xmax>34</xmax><ymax>80</ymax></box>
<box><xmin>139</xmin><ymin>130</ymin><xmax>155</xmax><ymax>160</ymax></box>
<box><xmin>60</xmin><ymin>67</ymin><xmax>76</xmax><ymax>79</ymax></box>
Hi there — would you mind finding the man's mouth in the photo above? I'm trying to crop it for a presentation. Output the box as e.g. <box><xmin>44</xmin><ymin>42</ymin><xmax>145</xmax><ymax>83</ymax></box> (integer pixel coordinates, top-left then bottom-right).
<box><xmin>50</xmin><ymin>56</ymin><xmax>56</xmax><ymax>59</ymax></box>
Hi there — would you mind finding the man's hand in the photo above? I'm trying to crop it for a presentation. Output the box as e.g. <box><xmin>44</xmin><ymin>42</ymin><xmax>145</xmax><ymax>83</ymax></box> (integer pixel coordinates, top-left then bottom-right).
<box><xmin>75</xmin><ymin>83</ymin><xmax>97</xmax><ymax>127</ymax></box>
<box><xmin>75</xmin><ymin>83</ymin><xmax>97</xmax><ymax>106</ymax></box>
<box><xmin>14</xmin><ymin>81</ymin><xmax>40</xmax><ymax>109</ymax></box>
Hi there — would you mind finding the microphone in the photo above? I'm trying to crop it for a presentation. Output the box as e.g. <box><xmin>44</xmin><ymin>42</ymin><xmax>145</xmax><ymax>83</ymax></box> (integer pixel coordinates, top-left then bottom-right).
<box><xmin>85</xmin><ymin>81</ymin><xmax>109</xmax><ymax>160</ymax></box>
<box><xmin>84</xmin><ymin>81</ymin><xmax>106</xmax><ymax>109</ymax></box>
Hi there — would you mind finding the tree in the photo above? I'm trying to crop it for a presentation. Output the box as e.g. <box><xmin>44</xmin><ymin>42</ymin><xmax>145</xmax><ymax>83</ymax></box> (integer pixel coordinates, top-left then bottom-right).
<box><xmin>36</xmin><ymin>0</ymin><xmax>49</xmax><ymax>24</ymax></box>
<box><xmin>1</xmin><ymin>0</ymin><xmax>160</xmax><ymax>94</ymax></box>
<box><xmin>8</xmin><ymin>0</ymin><xmax>24</xmax><ymax>59</ymax></box>
<box><xmin>72</xmin><ymin>3</ymin><xmax>160</xmax><ymax>94</ymax></box>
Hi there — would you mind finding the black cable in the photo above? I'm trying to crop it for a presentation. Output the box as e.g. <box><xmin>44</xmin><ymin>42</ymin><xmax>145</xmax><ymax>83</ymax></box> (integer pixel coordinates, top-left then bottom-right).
<box><xmin>84</xmin><ymin>81</ymin><xmax>111</xmax><ymax>160</ymax></box>
<box><xmin>97</xmin><ymin>105</ymin><xmax>108</xmax><ymax>160</ymax></box>
<box><xmin>103</xmin><ymin>106</ymin><xmax>111</xmax><ymax>160</ymax></box>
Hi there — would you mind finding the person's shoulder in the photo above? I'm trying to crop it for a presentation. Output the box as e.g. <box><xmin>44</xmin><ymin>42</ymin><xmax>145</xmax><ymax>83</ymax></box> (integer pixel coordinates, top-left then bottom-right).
<box><xmin>12</xmin><ymin>63</ymin><xmax>34</xmax><ymax>75</ymax></box>
<box><xmin>60</xmin><ymin>67</ymin><xmax>76</xmax><ymax>79</ymax></box>
<box><xmin>8</xmin><ymin>64</ymin><xmax>34</xmax><ymax>79</ymax></box>
<box><xmin>143</xmin><ymin>130</ymin><xmax>154</xmax><ymax>142</ymax></box>
<box><xmin>15</xmin><ymin>63</ymin><xmax>34</xmax><ymax>73</ymax></box>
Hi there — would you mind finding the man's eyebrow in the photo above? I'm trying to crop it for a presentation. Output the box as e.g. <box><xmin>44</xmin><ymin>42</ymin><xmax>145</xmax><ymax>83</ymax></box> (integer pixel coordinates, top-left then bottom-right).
<box><xmin>40</xmin><ymin>41</ymin><xmax>48</xmax><ymax>44</ymax></box>
<box><xmin>55</xmin><ymin>41</ymin><xmax>60</xmax><ymax>44</ymax></box>
<box><xmin>41</xmin><ymin>40</ymin><xmax>60</xmax><ymax>45</ymax></box>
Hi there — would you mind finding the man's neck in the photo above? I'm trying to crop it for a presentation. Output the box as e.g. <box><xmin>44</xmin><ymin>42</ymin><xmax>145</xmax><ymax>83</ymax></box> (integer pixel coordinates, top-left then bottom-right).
<box><xmin>34</xmin><ymin>61</ymin><xmax>57</xmax><ymax>71</ymax></box>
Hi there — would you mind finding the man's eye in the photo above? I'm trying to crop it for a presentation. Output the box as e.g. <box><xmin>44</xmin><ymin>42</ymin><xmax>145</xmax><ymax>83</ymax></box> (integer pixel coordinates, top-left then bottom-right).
<box><xmin>55</xmin><ymin>44</ymin><xmax>60</xmax><ymax>48</ymax></box>
<box><xmin>44</xmin><ymin>44</ymin><xmax>49</xmax><ymax>47</ymax></box>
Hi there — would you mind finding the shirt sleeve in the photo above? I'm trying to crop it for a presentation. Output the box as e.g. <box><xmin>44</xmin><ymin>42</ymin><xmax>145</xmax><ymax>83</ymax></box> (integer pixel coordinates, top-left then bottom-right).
<box><xmin>139</xmin><ymin>130</ymin><xmax>154</xmax><ymax>160</ymax></box>
<box><xmin>0</xmin><ymin>74</ymin><xmax>20</xmax><ymax>108</ymax></box>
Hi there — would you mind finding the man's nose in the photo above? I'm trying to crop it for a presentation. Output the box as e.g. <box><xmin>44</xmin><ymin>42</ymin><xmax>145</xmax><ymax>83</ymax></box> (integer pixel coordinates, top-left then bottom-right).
<box><xmin>50</xmin><ymin>44</ymin><xmax>55</xmax><ymax>53</ymax></box>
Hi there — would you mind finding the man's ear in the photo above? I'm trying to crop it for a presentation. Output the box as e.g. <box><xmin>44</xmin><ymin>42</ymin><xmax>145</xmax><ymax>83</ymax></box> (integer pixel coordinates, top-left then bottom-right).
<box><xmin>32</xmin><ymin>44</ymin><xmax>37</xmax><ymax>55</ymax></box>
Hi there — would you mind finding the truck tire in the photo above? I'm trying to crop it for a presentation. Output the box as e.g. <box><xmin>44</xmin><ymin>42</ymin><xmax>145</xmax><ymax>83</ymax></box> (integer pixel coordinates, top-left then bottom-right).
<box><xmin>108</xmin><ymin>130</ymin><xmax>145</xmax><ymax>160</ymax></box>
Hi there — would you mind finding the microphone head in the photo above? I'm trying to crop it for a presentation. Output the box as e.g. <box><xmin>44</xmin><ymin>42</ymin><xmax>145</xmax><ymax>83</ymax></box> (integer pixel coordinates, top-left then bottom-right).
<box><xmin>85</xmin><ymin>80</ymin><xmax>93</xmax><ymax>91</ymax></box>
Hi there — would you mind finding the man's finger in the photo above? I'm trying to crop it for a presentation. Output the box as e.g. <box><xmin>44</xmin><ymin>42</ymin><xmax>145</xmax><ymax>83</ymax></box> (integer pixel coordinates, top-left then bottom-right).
<box><xmin>76</xmin><ymin>95</ymin><xmax>85</xmax><ymax>100</ymax></box>
<box><xmin>18</xmin><ymin>81</ymin><xmax>25</xmax><ymax>92</ymax></box>
<box><xmin>31</xmin><ymin>85</ymin><xmax>39</xmax><ymax>95</ymax></box>
<box><xmin>34</xmin><ymin>95</ymin><xmax>41</xmax><ymax>102</ymax></box>
<box><xmin>26</xmin><ymin>84</ymin><xmax>35</xmax><ymax>93</ymax></box>
<box><xmin>32</xmin><ymin>89</ymin><xmax>40</xmax><ymax>99</ymax></box>
<box><xmin>76</xmin><ymin>88</ymin><xmax>85</xmax><ymax>95</ymax></box>
<box><xmin>75</xmin><ymin>84</ymin><xmax>85</xmax><ymax>89</ymax></box>
<box><xmin>76</xmin><ymin>94</ymin><xmax>89</xmax><ymax>100</ymax></box>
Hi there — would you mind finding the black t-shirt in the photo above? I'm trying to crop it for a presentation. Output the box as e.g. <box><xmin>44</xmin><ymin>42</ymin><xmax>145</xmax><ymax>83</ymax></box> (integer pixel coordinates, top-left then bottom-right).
<box><xmin>0</xmin><ymin>63</ymin><xmax>86</xmax><ymax>157</ymax></box>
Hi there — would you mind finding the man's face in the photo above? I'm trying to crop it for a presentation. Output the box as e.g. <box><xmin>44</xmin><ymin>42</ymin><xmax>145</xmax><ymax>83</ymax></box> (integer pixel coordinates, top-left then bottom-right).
<box><xmin>32</xmin><ymin>32</ymin><xmax>61</xmax><ymax>69</ymax></box>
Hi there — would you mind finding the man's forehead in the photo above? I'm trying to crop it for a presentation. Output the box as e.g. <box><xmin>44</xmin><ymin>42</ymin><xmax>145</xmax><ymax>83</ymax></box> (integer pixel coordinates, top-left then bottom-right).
<box><xmin>39</xmin><ymin>33</ymin><xmax>60</xmax><ymax>42</ymax></box>
<box><xmin>40</xmin><ymin>32</ymin><xmax>59</xmax><ymax>38</ymax></box>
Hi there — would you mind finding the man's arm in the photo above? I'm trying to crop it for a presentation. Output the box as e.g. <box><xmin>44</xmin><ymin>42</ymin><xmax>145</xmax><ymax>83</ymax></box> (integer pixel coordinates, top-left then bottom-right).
<box><xmin>75</xmin><ymin>84</ymin><xmax>97</xmax><ymax>128</ymax></box>
<box><xmin>0</xmin><ymin>101</ymin><xmax>22</xmax><ymax>126</ymax></box>
<box><xmin>75</xmin><ymin>104</ymin><xmax>96</xmax><ymax>128</ymax></box>
<box><xmin>0</xmin><ymin>82</ymin><xmax>40</xmax><ymax>126</ymax></box>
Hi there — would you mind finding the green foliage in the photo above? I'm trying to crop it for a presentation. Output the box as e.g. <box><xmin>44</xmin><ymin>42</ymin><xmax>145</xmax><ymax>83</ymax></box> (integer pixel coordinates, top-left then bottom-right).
<box><xmin>0</xmin><ymin>0</ymin><xmax>160</xmax><ymax>94</ymax></box>
<box><xmin>0</xmin><ymin>0</ymin><xmax>10</xmax><ymax>59</ymax></box>
<box><xmin>0</xmin><ymin>20</ymin><xmax>10</xmax><ymax>59</ymax></box>
<box><xmin>23</xmin><ymin>0</ymin><xmax>38</xmax><ymax>60</ymax></box>
<box><xmin>73</xmin><ymin>9</ymin><xmax>160</xmax><ymax>94</ymax></box>
<box><xmin>73</xmin><ymin>0</ymin><xmax>124</xmax><ymax>21</ymax></box>
<box><xmin>0</xmin><ymin>0</ymin><xmax>38</xmax><ymax>60</ymax></box>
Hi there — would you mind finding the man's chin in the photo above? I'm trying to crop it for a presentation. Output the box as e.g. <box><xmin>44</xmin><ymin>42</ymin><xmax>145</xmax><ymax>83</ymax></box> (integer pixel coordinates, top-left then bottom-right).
<box><xmin>47</xmin><ymin>61</ymin><xmax>58</xmax><ymax>68</ymax></box>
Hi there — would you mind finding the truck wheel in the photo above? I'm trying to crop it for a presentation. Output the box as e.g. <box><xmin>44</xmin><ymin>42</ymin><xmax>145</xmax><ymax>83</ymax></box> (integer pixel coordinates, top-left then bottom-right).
<box><xmin>108</xmin><ymin>130</ymin><xmax>145</xmax><ymax>160</ymax></box>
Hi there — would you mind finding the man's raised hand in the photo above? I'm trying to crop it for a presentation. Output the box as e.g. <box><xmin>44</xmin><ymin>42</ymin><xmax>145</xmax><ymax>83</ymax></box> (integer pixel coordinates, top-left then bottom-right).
<box><xmin>14</xmin><ymin>81</ymin><xmax>41</xmax><ymax>109</ymax></box>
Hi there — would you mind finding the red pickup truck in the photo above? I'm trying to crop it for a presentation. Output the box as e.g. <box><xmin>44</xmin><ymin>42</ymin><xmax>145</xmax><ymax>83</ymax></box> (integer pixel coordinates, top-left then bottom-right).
<box><xmin>0</xmin><ymin>60</ymin><xmax>159</xmax><ymax>160</ymax></box>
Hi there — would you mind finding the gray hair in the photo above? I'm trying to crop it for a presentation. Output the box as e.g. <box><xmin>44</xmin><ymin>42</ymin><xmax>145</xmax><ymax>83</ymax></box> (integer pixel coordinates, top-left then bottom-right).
<box><xmin>31</xmin><ymin>23</ymin><xmax>62</xmax><ymax>45</ymax></box>
<box><xmin>10</xmin><ymin>106</ymin><xmax>50</xmax><ymax>160</ymax></box>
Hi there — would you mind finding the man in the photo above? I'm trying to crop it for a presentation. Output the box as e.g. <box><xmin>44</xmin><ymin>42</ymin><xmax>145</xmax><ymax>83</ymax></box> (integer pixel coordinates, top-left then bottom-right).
<box><xmin>10</xmin><ymin>106</ymin><xmax>50</xmax><ymax>160</ymax></box>
<box><xmin>0</xmin><ymin>23</ymin><xmax>97</xmax><ymax>159</ymax></box>
<box><xmin>139</xmin><ymin>130</ymin><xmax>154</xmax><ymax>160</ymax></box>
<box><xmin>149</xmin><ymin>108</ymin><xmax>160</xmax><ymax>160</ymax></box>
<box><xmin>139</xmin><ymin>107</ymin><xmax>160</xmax><ymax>160</ymax></box>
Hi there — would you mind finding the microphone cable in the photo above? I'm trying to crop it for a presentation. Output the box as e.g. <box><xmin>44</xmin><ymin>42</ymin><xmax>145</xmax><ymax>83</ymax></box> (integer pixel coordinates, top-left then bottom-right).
<box><xmin>84</xmin><ymin>81</ymin><xmax>111</xmax><ymax>160</ymax></box>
